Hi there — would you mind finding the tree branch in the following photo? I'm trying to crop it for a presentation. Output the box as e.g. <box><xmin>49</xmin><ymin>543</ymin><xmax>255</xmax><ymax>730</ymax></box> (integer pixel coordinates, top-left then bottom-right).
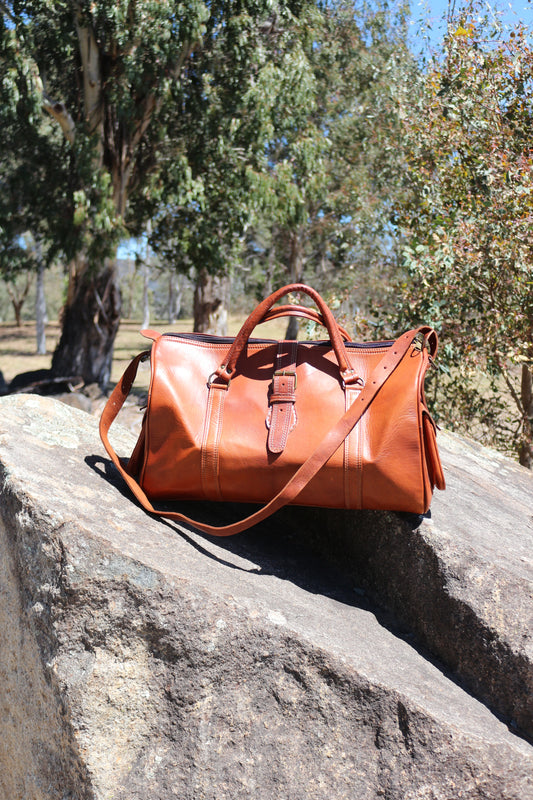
<box><xmin>5</xmin><ymin>28</ymin><xmax>77</xmax><ymax>144</ymax></box>
<box><xmin>6</xmin><ymin>272</ymin><xmax>32</xmax><ymax>303</ymax></box>
<box><xmin>130</xmin><ymin>94</ymin><xmax>158</xmax><ymax>154</ymax></box>
<box><xmin>42</xmin><ymin>93</ymin><xmax>76</xmax><ymax>143</ymax></box>
<box><xmin>168</xmin><ymin>39</ymin><xmax>196</xmax><ymax>81</ymax></box>
<box><xmin>74</xmin><ymin>3</ymin><xmax>103</xmax><ymax>137</ymax></box>
<box><xmin>496</xmin><ymin>355</ymin><xmax>525</xmax><ymax>418</ymax></box>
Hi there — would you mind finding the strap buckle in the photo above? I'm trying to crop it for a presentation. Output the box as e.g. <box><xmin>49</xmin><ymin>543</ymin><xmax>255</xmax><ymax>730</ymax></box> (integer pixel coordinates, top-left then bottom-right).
<box><xmin>341</xmin><ymin>369</ymin><xmax>364</xmax><ymax>390</ymax></box>
<box><xmin>273</xmin><ymin>369</ymin><xmax>297</xmax><ymax>389</ymax></box>
<box><xmin>207</xmin><ymin>371</ymin><xmax>231</xmax><ymax>389</ymax></box>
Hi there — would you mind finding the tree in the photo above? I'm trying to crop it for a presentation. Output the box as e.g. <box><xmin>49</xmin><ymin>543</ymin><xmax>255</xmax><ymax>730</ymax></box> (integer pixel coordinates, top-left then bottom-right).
<box><xmin>0</xmin><ymin>17</ymin><xmax>64</xmax><ymax>337</ymax></box>
<box><xmin>2</xmin><ymin>0</ymin><xmax>317</xmax><ymax>370</ymax></box>
<box><xmin>145</xmin><ymin>1</ymin><xmax>314</xmax><ymax>332</ymax></box>
<box><xmin>245</xmin><ymin>0</ymin><xmax>416</xmax><ymax>334</ymax></box>
<box><xmin>391</xmin><ymin>8</ymin><xmax>533</xmax><ymax>466</ymax></box>
<box><xmin>35</xmin><ymin>251</ymin><xmax>47</xmax><ymax>354</ymax></box>
<box><xmin>1</xmin><ymin>0</ymin><xmax>220</xmax><ymax>386</ymax></box>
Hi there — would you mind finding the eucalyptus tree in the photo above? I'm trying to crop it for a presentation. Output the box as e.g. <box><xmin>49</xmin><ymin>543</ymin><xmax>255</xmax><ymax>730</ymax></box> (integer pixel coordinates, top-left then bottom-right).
<box><xmin>391</xmin><ymin>9</ymin><xmax>533</xmax><ymax>465</ymax></box>
<box><xmin>1</xmin><ymin>1</ymin><xmax>211</xmax><ymax>384</ymax></box>
<box><xmin>149</xmin><ymin>0</ymin><xmax>415</xmax><ymax>335</ymax></box>
<box><xmin>245</xmin><ymin>0</ymin><xmax>416</xmax><ymax>324</ymax></box>
<box><xmin>145</xmin><ymin>0</ymin><xmax>319</xmax><ymax>332</ymax></box>
<box><xmin>2</xmin><ymin>0</ymin><xmax>305</xmax><ymax>384</ymax></box>
<box><xmin>0</xmin><ymin>20</ymin><xmax>64</xmax><ymax>338</ymax></box>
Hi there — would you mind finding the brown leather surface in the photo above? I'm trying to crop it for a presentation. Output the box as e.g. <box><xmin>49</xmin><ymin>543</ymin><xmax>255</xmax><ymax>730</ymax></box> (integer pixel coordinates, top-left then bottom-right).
<box><xmin>100</xmin><ymin>285</ymin><xmax>445</xmax><ymax>536</ymax></box>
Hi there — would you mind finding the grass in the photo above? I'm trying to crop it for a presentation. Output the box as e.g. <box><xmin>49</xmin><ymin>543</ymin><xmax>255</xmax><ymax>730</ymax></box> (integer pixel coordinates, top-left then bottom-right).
<box><xmin>1</xmin><ymin>315</ymin><xmax>526</xmax><ymax>465</ymax></box>
<box><xmin>0</xmin><ymin>315</ymin><xmax>290</xmax><ymax>391</ymax></box>
<box><xmin>0</xmin><ymin>321</ymin><xmax>62</xmax><ymax>385</ymax></box>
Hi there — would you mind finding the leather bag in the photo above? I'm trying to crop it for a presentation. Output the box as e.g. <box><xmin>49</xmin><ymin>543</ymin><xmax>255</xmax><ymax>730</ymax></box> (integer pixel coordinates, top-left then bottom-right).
<box><xmin>100</xmin><ymin>283</ymin><xmax>445</xmax><ymax>536</ymax></box>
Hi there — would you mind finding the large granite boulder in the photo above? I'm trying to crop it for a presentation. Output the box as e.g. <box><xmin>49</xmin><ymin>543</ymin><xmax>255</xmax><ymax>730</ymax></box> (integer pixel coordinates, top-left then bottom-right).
<box><xmin>0</xmin><ymin>394</ymin><xmax>532</xmax><ymax>800</ymax></box>
<box><xmin>284</xmin><ymin>430</ymin><xmax>533</xmax><ymax>740</ymax></box>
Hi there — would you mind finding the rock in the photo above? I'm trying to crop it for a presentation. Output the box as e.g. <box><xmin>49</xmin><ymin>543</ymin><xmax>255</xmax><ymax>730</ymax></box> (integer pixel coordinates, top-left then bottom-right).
<box><xmin>0</xmin><ymin>394</ymin><xmax>532</xmax><ymax>800</ymax></box>
<box><xmin>54</xmin><ymin>391</ymin><xmax>94</xmax><ymax>413</ymax></box>
<box><xmin>8</xmin><ymin>368</ymin><xmax>83</xmax><ymax>395</ymax></box>
<box><xmin>284</xmin><ymin>430</ymin><xmax>533</xmax><ymax>740</ymax></box>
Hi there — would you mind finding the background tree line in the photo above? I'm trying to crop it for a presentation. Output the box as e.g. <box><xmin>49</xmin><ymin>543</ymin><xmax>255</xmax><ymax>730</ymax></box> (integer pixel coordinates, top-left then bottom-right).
<box><xmin>1</xmin><ymin>0</ymin><xmax>532</xmax><ymax>467</ymax></box>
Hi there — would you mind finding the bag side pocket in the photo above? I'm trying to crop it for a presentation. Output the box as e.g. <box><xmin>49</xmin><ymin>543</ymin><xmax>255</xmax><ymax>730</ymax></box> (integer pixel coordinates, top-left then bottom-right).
<box><xmin>422</xmin><ymin>411</ymin><xmax>446</xmax><ymax>490</ymax></box>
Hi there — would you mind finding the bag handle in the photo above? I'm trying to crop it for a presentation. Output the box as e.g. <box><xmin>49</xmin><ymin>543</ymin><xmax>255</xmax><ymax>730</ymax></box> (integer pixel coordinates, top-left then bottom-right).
<box><xmin>99</xmin><ymin>326</ymin><xmax>437</xmax><ymax>537</ymax></box>
<box><xmin>260</xmin><ymin>304</ymin><xmax>352</xmax><ymax>342</ymax></box>
<box><xmin>211</xmin><ymin>284</ymin><xmax>357</xmax><ymax>386</ymax></box>
<box><xmin>140</xmin><ymin>303</ymin><xmax>352</xmax><ymax>346</ymax></box>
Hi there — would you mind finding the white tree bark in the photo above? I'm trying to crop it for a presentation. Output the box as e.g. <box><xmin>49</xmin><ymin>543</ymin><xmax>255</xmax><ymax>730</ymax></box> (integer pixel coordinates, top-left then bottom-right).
<box><xmin>74</xmin><ymin>6</ymin><xmax>103</xmax><ymax>137</ymax></box>
<box><xmin>42</xmin><ymin>95</ymin><xmax>76</xmax><ymax>143</ymax></box>
<box><xmin>35</xmin><ymin>247</ymin><xmax>47</xmax><ymax>355</ymax></box>
<box><xmin>168</xmin><ymin>273</ymin><xmax>182</xmax><ymax>323</ymax></box>
<box><xmin>142</xmin><ymin>263</ymin><xmax>150</xmax><ymax>330</ymax></box>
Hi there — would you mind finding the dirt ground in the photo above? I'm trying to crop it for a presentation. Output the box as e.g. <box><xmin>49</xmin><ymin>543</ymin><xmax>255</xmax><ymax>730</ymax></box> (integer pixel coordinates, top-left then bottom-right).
<box><xmin>0</xmin><ymin>316</ymin><xmax>289</xmax><ymax>436</ymax></box>
<box><xmin>0</xmin><ymin>315</ymin><xmax>291</xmax><ymax>386</ymax></box>
<box><xmin>0</xmin><ymin>320</ymin><xmax>180</xmax><ymax>388</ymax></box>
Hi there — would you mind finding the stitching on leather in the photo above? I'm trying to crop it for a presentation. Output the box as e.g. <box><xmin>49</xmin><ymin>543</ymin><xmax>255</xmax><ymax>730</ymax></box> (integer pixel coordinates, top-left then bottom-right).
<box><xmin>211</xmin><ymin>389</ymin><xmax>225</xmax><ymax>500</ymax></box>
<box><xmin>267</xmin><ymin>340</ymin><xmax>298</xmax><ymax>453</ymax></box>
<box><xmin>201</xmin><ymin>389</ymin><xmax>215</xmax><ymax>496</ymax></box>
<box><xmin>201</xmin><ymin>387</ymin><xmax>226</xmax><ymax>501</ymax></box>
<box><xmin>344</xmin><ymin>384</ymin><xmax>362</xmax><ymax>508</ymax></box>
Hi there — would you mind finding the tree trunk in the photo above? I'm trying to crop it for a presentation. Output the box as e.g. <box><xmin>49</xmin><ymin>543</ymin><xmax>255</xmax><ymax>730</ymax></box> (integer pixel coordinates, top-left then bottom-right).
<box><xmin>263</xmin><ymin>228</ymin><xmax>278</xmax><ymax>299</ymax></box>
<box><xmin>142</xmin><ymin>263</ymin><xmax>150</xmax><ymax>330</ymax></box>
<box><xmin>51</xmin><ymin>262</ymin><xmax>121</xmax><ymax>389</ymax></box>
<box><xmin>285</xmin><ymin>231</ymin><xmax>304</xmax><ymax>340</ymax></box>
<box><xmin>193</xmin><ymin>269</ymin><xmax>228</xmax><ymax>335</ymax></box>
<box><xmin>12</xmin><ymin>300</ymin><xmax>23</xmax><ymax>328</ymax></box>
<box><xmin>123</xmin><ymin>261</ymin><xmax>137</xmax><ymax>319</ymax></box>
<box><xmin>6</xmin><ymin>274</ymin><xmax>31</xmax><ymax>328</ymax></box>
<box><xmin>168</xmin><ymin>273</ymin><xmax>182</xmax><ymax>323</ymax></box>
<box><xmin>519</xmin><ymin>363</ymin><xmax>533</xmax><ymax>469</ymax></box>
<box><xmin>35</xmin><ymin>256</ymin><xmax>47</xmax><ymax>355</ymax></box>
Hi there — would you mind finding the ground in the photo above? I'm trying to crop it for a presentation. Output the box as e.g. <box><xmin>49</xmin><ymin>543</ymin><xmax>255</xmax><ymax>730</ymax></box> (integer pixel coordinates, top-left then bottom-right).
<box><xmin>0</xmin><ymin>316</ymin><xmax>290</xmax><ymax>434</ymax></box>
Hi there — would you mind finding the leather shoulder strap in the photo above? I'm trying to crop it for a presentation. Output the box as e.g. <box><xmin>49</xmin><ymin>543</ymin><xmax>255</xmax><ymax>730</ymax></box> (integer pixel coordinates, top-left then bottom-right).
<box><xmin>99</xmin><ymin>328</ymin><xmax>434</xmax><ymax>536</ymax></box>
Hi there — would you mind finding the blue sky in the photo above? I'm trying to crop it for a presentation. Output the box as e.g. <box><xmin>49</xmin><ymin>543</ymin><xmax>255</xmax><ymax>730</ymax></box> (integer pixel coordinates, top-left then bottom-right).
<box><xmin>408</xmin><ymin>0</ymin><xmax>533</xmax><ymax>54</ymax></box>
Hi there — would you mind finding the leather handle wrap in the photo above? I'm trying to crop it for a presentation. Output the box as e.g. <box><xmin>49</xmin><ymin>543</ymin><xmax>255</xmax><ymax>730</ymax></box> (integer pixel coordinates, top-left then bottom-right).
<box><xmin>218</xmin><ymin>285</ymin><xmax>353</xmax><ymax>381</ymax></box>
<box><xmin>260</xmin><ymin>305</ymin><xmax>352</xmax><ymax>342</ymax></box>
<box><xmin>99</xmin><ymin>326</ymin><xmax>437</xmax><ymax>537</ymax></box>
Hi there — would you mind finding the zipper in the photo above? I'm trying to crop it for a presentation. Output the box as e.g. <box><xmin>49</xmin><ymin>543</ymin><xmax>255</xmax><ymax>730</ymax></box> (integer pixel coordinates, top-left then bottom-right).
<box><xmin>163</xmin><ymin>332</ymin><xmax>277</xmax><ymax>345</ymax></box>
<box><xmin>162</xmin><ymin>332</ymin><xmax>394</xmax><ymax>350</ymax></box>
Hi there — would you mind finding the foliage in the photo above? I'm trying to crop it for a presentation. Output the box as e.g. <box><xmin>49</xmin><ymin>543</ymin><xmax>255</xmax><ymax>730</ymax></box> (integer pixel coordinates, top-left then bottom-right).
<box><xmin>244</xmin><ymin>0</ymin><xmax>417</xmax><ymax>312</ymax></box>
<box><xmin>1</xmin><ymin>0</ymin><xmax>309</xmax><ymax>375</ymax></box>
<box><xmin>390</xmin><ymin>5</ymin><xmax>533</xmax><ymax>464</ymax></box>
<box><xmin>146</xmin><ymin>0</ymin><xmax>416</xmax><ymax>329</ymax></box>
<box><xmin>146</xmin><ymin>0</ymin><xmax>315</xmax><ymax>280</ymax></box>
<box><xmin>2</xmin><ymin>0</ymin><xmax>532</xmax><ymax>467</ymax></box>
<box><xmin>0</xmin><ymin>0</ymin><xmax>214</xmax><ymax>269</ymax></box>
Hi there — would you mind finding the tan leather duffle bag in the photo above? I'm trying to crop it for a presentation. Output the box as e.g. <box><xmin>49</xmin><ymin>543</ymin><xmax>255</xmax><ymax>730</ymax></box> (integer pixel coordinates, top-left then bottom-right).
<box><xmin>100</xmin><ymin>283</ymin><xmax>445</xmax><ymax>536</ymax></box>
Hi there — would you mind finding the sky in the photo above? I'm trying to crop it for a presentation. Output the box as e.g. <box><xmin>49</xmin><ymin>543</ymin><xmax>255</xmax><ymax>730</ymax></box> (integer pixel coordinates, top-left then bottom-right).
<box><xmin>408</xmin><ymin>0</ymin><xmax>533</xmax><ymax>54</ymax></box>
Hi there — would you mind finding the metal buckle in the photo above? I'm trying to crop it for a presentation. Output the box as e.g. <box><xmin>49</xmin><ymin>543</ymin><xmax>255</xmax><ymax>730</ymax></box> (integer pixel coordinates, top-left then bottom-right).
<box><xmin>412</xmin><ymin>334</ymin><xmax>425</xmax><ymax>352</ymax></box>
<box><xmin>341</xmin><ymin>372</ymin><xmax>364</xmax><ymax>390</ymax></box>
<box><xmin>207</xmin><ymin>372</ymin><xmax>231</xmax><ymax>389</ymax></box>
<box><xmin>273</xmin><ymin>369</ymin><xmax>297</xmax><ymax>389</ymax></box>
